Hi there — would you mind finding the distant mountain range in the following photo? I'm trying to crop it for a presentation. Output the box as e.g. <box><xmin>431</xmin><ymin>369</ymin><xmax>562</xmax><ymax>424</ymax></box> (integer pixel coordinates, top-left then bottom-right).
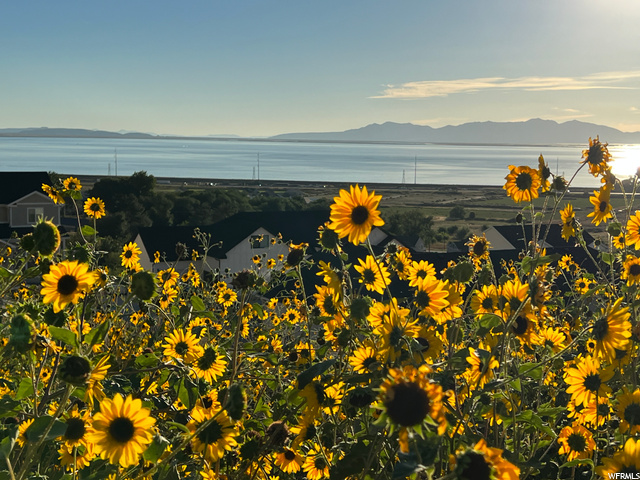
<box><xmin>2</xmin><ymin>119</ymin><xmax>640</xmax><ymax>145</ymax></box>
<box><xmin>271</xmin><ymin>119</ymin><xmax>640</xmax><ymax>145</ymax></box>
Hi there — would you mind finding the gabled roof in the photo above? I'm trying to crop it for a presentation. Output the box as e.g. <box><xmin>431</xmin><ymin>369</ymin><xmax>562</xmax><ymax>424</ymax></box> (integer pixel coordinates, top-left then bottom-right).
<box><xmin>0</xmin><ymin>172</ymin><xmax>52</xmax><ymax>204</ymax></box>
<box><xmin>486</xmin><ymin>224</ymin><xmax>594</xmax><ymax>250</ymax></box>
<box><xmin>137</xmin><ymin>210</ymin><xmax>331</xmax><ymax>261</ymax></box>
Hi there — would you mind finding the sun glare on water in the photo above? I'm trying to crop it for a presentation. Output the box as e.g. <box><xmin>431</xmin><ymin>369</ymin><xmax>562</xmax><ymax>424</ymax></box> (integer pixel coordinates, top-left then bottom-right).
<box><xmin>610</xmin><ymin>145</ymin><xmax>640</xmax><ymax>179</ymax></box>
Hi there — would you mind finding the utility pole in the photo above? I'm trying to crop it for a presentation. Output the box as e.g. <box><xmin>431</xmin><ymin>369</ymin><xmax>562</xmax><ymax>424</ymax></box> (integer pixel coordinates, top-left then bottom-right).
<box><xmin>257</xmin><ymin>153</ymin><xmax>260</xmax><ymax>181</ymax></box>
<box><xmin>414</xmin><ymin>156</ymin><xmax>417</xmax><ymax>184</ymax></box>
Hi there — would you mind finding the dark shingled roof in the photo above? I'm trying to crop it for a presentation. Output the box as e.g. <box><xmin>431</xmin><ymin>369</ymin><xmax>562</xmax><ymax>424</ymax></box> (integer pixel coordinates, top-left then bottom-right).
<box><xmin>490</xmin><ymin>223</ymin><xmax>595</xmax><ymax>249</ymax></box>
<box><xmin>0</xmin><ymin>172</ymin><xmax>52</xmax><ymax>204</ymax></box>
<box><xmin>137</xmin><ymin>210</ymin><xmax>331</xmax><ymax>261</ymax></box>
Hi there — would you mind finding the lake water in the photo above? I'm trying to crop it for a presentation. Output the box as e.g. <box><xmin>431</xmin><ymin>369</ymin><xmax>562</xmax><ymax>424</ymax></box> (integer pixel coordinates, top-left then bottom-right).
<box><xmin>1</xmin><ymin>136</ymin><xmax>639</xmax><ymax>188</ymax></box>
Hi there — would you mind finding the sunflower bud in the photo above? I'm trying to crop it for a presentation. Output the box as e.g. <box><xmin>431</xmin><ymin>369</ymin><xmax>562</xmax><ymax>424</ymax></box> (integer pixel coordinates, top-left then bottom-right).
<box><xmin>20</xmin><ymin>233</ymin><xmax>35</xmax><ymax>253</ymax></box>
<box><xmin>349</xmin><ymin>297</ymin><xmax>370</xmax><ymax>322</ymax></box>
<box><xmin>286</xmin><ymin>245</ymin><xmax>305</xmax><ymax>268</ymax></box>
<box><xmin>319</xmin><ymin>227</ymin><xmax>339</xmax><ymax>251</ymax></box>
<box><xmin>33</xmin><ymin>219</ymin><xmax>61</xmax><ymax>257</ymax></box>
<box><xmin>232</xmin><ymin>270</ymin><xmax>257</xmax><ymax>290</ymax></box>
<box><xmin>43</xmin><ymin>307</ymin><xmax>66</xmax><ymax>327</ymax></box>
<box><xmin>9</xmin><ymin>313</ymin><xmax>35</xmax><ymax>353</ymax></box>
<box><xmin>59</xmin><ymin>355</ymin><xmax>92</xmax><ymax>386</ymax></box>
<box><xmin>224</xmin><ymin>384</ymin><xmax>246</xmax><ymax>421</ymax></box>
<box><xmin>131</xmin><ymin>271</ymin><xmax>156</xmax><ymax>301</ymax></box>
<box><xmin>265</xmin><ymin>420</ymin><xmax>289</xmax><ymax>446</ymax></box>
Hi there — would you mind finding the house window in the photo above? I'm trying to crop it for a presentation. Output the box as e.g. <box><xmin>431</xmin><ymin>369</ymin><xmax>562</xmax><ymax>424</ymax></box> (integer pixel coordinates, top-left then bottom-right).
<box><xmin>250</xmin><ymin>234</ymin><xmax>269</xmax><ymax>249</ymax></box>
<box><xmin>27</xmin><ymin>207</ymin><xmax>44</xmax><ymax>224</ymax></box>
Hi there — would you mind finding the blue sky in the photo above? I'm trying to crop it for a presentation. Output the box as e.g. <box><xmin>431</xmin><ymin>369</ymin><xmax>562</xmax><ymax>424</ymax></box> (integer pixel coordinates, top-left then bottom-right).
<box><xmin>3</xmin><ymin>1</ymin><xmax>640</xmax><ymax>136</ymax></box>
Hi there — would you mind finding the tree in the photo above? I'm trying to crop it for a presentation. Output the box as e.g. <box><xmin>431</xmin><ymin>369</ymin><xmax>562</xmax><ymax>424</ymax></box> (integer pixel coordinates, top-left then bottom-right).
<box><xmin>449</xmin><ymin>206</ymin><xmax>466</xmax><ymax>219</ymax></box>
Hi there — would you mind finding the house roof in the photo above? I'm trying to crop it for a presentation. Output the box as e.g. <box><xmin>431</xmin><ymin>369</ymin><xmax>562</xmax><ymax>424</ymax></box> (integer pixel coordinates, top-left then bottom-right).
<box><xmin>137</xmin><ymin>210</ymin><xmax>331</xmax><ymax>261</ymax></box>
<box><xmin>486</xmin><ymin>224</ymin><xmax>595</xmax><ymax>250</ymax></box>
<box><xmin>0</xmin><ymin>172</ymin><xmax>52</xmax><ymax>204</ymax></box>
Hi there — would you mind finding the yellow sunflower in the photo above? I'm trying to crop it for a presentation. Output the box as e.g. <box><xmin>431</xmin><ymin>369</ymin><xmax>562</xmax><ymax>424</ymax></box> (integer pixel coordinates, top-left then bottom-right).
<box><xmin>466</xmin><ymin>234</ymin><xmax>491</xmax><ymax>262</ymax></box>
<box><xmin>596</xmin><ymin>437</ymin><xmax>640</xmax><ymax>478</ymax></box>
<box><xmin>406</xmin><ymin>260</ymin><xmax>436</xmax><ymax>287</ymax></box>
<box><xmin>564</xmin><ymin>355</ymin><xmax>613</xmax><ymax>407</ymax></box>
<box><xmin>392</xmin><ymin>248</ymin><xmax>412</xmax><ymax>280</ymax></box>
<box><xmin>621</xmin><ymin>255</ymin><xmax>640</xmax><ymax>286</ymax></box>
<box><xmin>42</xmin><ymin>184</ymin><xmax>65</xmax><ymax>204</ymax></box>
<box><xmin>591</xmin><ymin>298</ymin><xmax>631</xmax><ymax>362</ymax></box>
<box><xmin>274</xmin><ymin>447</ymin><xmax>304</xmax><ymax>474</ymax></box>
<box><xmin>377</xmin><ymin>365</ymin><xmax>446</xmax><ymax>453</ymax></box>
<box><xmin>187</xmin><ymin>406</ymin><xmax>238</xmax><ymax>462</ymax></box>
<box><xmin>87</xmin><ymin>394</ymin><xmax>155</xmax><ymax>467</ymax></box>
<box><xmin>83</xmin><ymin>197</ymin><xmax>106</xmax><ymax>219</ymax></box>
<box><xmin>413</xmin><ymin>275</ymin><xmax>449</xmax><ymax>318</ymax></box>
<box><xmin>587</xmin><ymin>188</ymin><xmax>613</xmax><ymax>226</ymax></box>
<box><xmin>191</xmin><ymin>348</ymin><xmax>227</xmax><ymax>383</ymax></box>
<box><xmin>163</xmin><ymin>329</ymin><xmax>204</xmax><ymax>365</ymax></box>
<box><xmin>216</xmin><ymin>287</ymin><xmax>237</xmax><ymax>307</ymax></box>
<box><xmin>470</xmin><ymin>284</ymin><xmax>499</xmax><ymax>316</ymax></box>
<box><xmin>58</xmin><ymin>443</ymin><xmax>95</xmax><ymax>471</ymax></box>
<box><xmin>348</xmin><ymin>344</ymin><xmax>380</xmax><ymax>375</ymax></box>
<box><xmin>302</xmin><ymin>445</ymin><xmax>332</xmax><ymax>480</ymax></box>
<box><xmin>626</xmin><ymin>211</ymin><xmax>640</xmax><ymax>250</ymax></box>
<box><xmin>328</xmin><ymin>184</ymin><xmax>384</xmax><ymax>245</ymax></box>
<box><xmin>120</xmin><ymin>242</ymin><xmax>142</xmax><ymax>270</ymax></box>
<box><xmin>582</xmin><ymin>136</ymin><xmax>612</xmax><ymax>177</ymax></box>
<box><xmin>538</xmin><ymin>327</ymin><xmax>568</xmax><ymax>353</ymax></box>
<box><xmin>616</xmin><ymin>387</ymin><xmax>640</xmax><ymax>434</ymax></box>
<box><xmin>453</xmin><ymin>439</ymin><xmax>520</xmax><ymax>480</ymax></box>
<box><xmin>557</xmin><ymin>422</ymin><xmax>596</xmax><ymax>461</ymax></box>
<box><xmin>41</xmin><ymin>260</ymin><xmax>96</xmax><ymax>313</ymax></box>
<box><xmin>63</xmin><ymin>176</ymin><xmax>82</xmax><ymax>192</ymax></box>
<box><xmin>85</xmin><ymin>355</ymin><xmax>110</xmax><ymax>408</ymax></box>
<box><xmin>504</xmin><ymin>165</ymin><xmax>541</xmax><ymax>203</ymax></box>
<box><xmin>464</xmin><ymin>347</ymin><xmax>499</xmax><ymax>390</ymax></box>
<box><xmin>560</xmin><ymin>203</ymin><xmax>576</xmax><ymax>241</ymax></box>
<box><xmin>354</xmin><ymin>255</ymin><xmax>390</xmax><ymax>295</ymax></box>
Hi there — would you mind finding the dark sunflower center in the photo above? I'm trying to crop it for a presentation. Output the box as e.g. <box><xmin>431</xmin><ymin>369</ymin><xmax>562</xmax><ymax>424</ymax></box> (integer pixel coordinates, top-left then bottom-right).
<box><xmin>515</xmin><ymin>172</ymin><xmax>533</xmax><ymax>191</ymax></box>
<box><xmin>458</xmin><ymin>451</ymin><xmax>493</xmax><ymax>480</ymax></box>
<box><xmin>567</xmin><ymin>433</ymin><xmax>587</xmax><ymax>452</ymax></box>
<box><xmin>592</xmin><ymin>317</ymin><xmax>609</xmax><ymax>341</ymax></box>
<box><xmin>481</xmin><ymin>297</ymin><xmax>494</xmax><ymax>310</ymax></box>
<box><xmin>630</xmin><ymin>264</ymin><xmax>640</xmax><ymax>276</ymax></box>
<box><xmin>473</xmin><ymin>241</ymin><xmax>486</xmax><ymax>256</ymax></box>
<box><xmin>597</xmin><ymin>403</ymin><xmax>611</xmax><ymax>417</ymax></box>
<box><xmin>90</xmin><ymin>203</ymin><xmax>101</xmax><ymax>212</ymax></box>
<box><xmin>417</xmin><ymin>269</ymin><xmax>428</xmax><ymax>279</ymax></box>
<box><xmin>384</xmin><ymin>381</ymin><xmax>430</xmax><ymax>427</ymax></box>
<box><xmin>351</xmin><ymin>206</ymin><xmax>370</xmax><ymax>225</ymax></box>
<box><xmin>598</xmin><ymin>201</ymin><xmax>608</xmax><ymax>213</ymax></box>
<box><xmin>362</xmin><ymin>356</ymin><xmax>377</xmax><ymax>371</ymax></box>
<box><xmin>284</xmin><ymin>449</ymin><xmax>296</xmax><ymax>461</ymax></box>
<box><xmin>161</xmin><ymin>272</ymin><xmax>172</xmax><ymax>282</ymax></box>
<box><xmin>109</xmin><ymin>417</ymin><xmax>135</xmax><ymax>443</ymax></box>
<box><xmin>417</xmin><ymin>336</ymin><xmax>430</xmax><ymax>352</ymax></box>
<box><xmin>583</xmin><ymin>373</ymin><xmax>602</xmax><ymax>393</ymax></box>
<box><xmin>624</xmin><ymin>402</ymin><xmax>640</xmax><ymax>426</ymax></box>
<box><xmin>415</xmin><ymin>290</ymin><xmax>431</xmax><ymax>308</ymax></box>
<box><xmin>512</xmin><ymin>316</ymin><xmax>528</xmax><ymax>336</ymax></box>
<box><xmin>363</xmin><ymin>269</ymin><xmax>377</xmax><ymax>284</ymax></box>
<box><xmin>125</xmin><ymin>251</ymin><xmax>133</xmax><ymax>259</ymax></box>
<box><xmin>323</xmin><ymin>296</ymin><xmax>337</xmax><ymax>315</ymax></box>
<box><xmin>174</xmin><ymin>341</ymin><xmax>190</xmax><ymax>355</ymax></box>
<box><xmin>588</xmin><ymin>145</ymin><xmax>603</xmax><ymax>165</ymax></box>
<box><xmin>65</xmin><ymin>417</ymin><xmax>86</xmax><ymax>441</ymax></box>
<box><xmin>57</xmin><ymin>274</ymin><xmax>79</xmax><ymax>296</ymax></box>
<box><xmin>314</xmin><ymin>456</ymin><xmax>327</xmax><ymax>470</ymax></box>
<box><xmin>197</xmin><ymin>349</ymin><xmax>217</xmax><ymax>370</ymax></box>
<box><xmin>197</xmin><ymin>419</ymin><xmax>223</xmax><ymax>444</ymax></box>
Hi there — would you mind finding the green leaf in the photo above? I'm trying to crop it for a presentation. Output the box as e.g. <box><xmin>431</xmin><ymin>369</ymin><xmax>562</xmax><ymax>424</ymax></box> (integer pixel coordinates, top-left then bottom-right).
<box><xmin>48</xmin><ymin>326</ymin><xmax>79</xmax><ymax>350</ymax></box>
<box><xmin>518</xmin><ymin>362</ymin><xmax>543</xmax><ymax>380</ymax></box>
<box><xmin>81</xmin><ymin>225</ymin><xmax>96</xmax><ymax>237</ymax></box>
<box><xmin>0</xmin><ymin>267</ymin><xmax>13</xmax><ymax>278</ymax></box>
<box><xmin>135</xmin><ymin>353</ymin><xmax>160</xmax><ymax>368</ymax></box>
<box><xmin>16</xmin><ymin>377</ymin><xmax>34</xmax><ymax>400</ymax></box>
<box><xmin>85</xmin><ymin>320</ymin><xmax>110</xmax><ymax>347</ymax></box>
<box><xmin>25</xmin><ymin>415</ymin><xmax>67</xmax><ymax>442</ymax></box>
<box><xmin>560</xmin><ymin>458</ymin><xmax>594</xmax><ymax>469</ymax></box>
<box><xmin>176</xmin><ymin>377</ymin><xmax>198</xmax><ymax>410</ymax></box>
<box><xmin>143</xmin><ymin>434</ymin><xmax>170</xmax><ymax>462</ymax></box>
<box><xmin>297</xmin><ymin>359</ymin><xmax>336</xmax><ymax>389</ymax></box>
<box><xmin>453</xmin><ymin>262</ymin><xmax>474</xmax><ymax>283</ymax></box>
<box><xmin>190</xmin><ymin>295</ymin><xmax>205</xmax><ymax>312</ymax></box>
<box><xmin>521</xmin><ymin>256</ymin><xmax>533</xmax><ymax>274</ymax></box>
<box><xmin>0</xmin><ymin>426</ymin><xmax>17</xmax><ymax>458</ymax></box>
<box><xmin>600</xmin><ymin>252</ymin><xmax>615</xmax><ymax>266</ymax></box>
<box><xmin>0</xmin><ymin>396</ymin><xmax>20</xmax><ymax>417</ymax></box>
<box><xmin>166</xmin><ymin>421</ymin><xmax>191</xmax><ymax>434</ymax></box>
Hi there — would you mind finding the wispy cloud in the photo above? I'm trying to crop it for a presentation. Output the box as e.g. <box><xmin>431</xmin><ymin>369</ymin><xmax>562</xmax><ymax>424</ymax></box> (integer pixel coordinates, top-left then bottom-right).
<box><xmin>372</xmin><ymin>71</ymin><xmax>640</xmax><ymax>99</ymax></box>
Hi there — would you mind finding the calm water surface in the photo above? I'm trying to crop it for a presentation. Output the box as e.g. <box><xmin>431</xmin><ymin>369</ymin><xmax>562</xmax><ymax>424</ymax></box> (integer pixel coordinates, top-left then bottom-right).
<box><xmin>1</xmin><ymin>137</ymin><xmax>639</xmax><ymax>188</ymax></box>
